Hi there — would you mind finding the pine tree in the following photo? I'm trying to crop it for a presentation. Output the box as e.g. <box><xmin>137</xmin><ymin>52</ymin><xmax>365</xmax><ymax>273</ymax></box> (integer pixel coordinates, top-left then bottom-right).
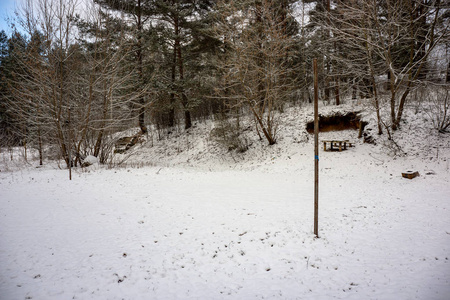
<box><xmin>1</xmin><ymin>31</ymin><xmax>29</xmax><ymax>150</ymax></box>
<box><xmin>152</xmin><ymin>0</ymin><xmax>216</xmax><ymax>130</ymax></box>
<box><xmin>0</xmin><ymin>30</ymin><xmax>18</xmax><ymax>149</ymax></box>
<box><xmin>95</xmin><ymin>0</ymin><xmax>156</xmax><ymax>134</ymax></box>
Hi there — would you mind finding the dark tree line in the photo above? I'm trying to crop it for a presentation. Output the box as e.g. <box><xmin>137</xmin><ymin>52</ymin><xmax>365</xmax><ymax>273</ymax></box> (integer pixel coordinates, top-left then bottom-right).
<box><xmin>0</xmin><ymin>0</ymin><xmax>448</xmax><ymax>167</ymax></box>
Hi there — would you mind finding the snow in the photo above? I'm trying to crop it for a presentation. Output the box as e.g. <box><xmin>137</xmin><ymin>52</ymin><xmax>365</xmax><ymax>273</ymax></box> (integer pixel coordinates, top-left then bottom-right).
<box><xmin>82</xmin><ymin>155</ymin><xmax>99</xmax><ymax>166</ymax></box>
<box><xmin>1</xmin><ymin>103</ymin><xmax>449</xmax><ymax>299</ymax></box>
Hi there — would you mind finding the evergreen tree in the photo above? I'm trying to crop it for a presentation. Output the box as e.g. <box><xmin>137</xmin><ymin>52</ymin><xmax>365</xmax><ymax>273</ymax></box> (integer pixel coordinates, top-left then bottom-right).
<box><xmin>0</xmin><ymin>31</ymin><xmax>28</xmax><ymax>149</ymax></box>
<box><xmin>0</xmin><ymin>30</ymin><xmax>14</xmax><ymax>147</ymax></box>
<box><xmin>95</xmin><ymin>0</ymin><xmax>157</xmax><ymax>134</ymax></box>
<box><xmin>152</xmin><ymin>0</ymin><xmax>216</xmax><ymax>130</ymax></box>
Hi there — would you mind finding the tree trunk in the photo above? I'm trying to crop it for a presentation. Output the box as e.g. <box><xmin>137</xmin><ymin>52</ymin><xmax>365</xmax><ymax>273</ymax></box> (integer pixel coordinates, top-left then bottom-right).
<box><xmin>38</xmin><ymin>125</ymin><xmax>43</xmax><ymax>165</ymax></box>
<box><xmin>414</xmin><ymin>1</ymin><xmax>427</xmax><ymax>80</ymax></box>
<box><xmin>175</xmin><ymin>12</ymin><xmax>191</xmax><ymax>130</ymax></box>
<box><xmin>394</xmin><ymin>81</ymin><xmax>412</xmax><ymax>130</ymax></box>
<box><xmin>249</xmin><ymin>104</ymin><xmax>275</xmax><ymax>145</ymax></box>
<box><xmin>335</xmin><ymin>77</ymin><xmax>340</xmax><ymax>105</ymax></box>
<box><xmin>78</xmin><ymin>73</ymin><xmax>94</xmax><ymax>163</ymax></box>
<box><xmin>94</xmin><ymin>91</ymin><xmax>109</xmax><ymax>157</ymax></box>
<box><xmin>169</xmin><ymin>42</ymin><xmax>176</xmax><ymax>128</ymax></box>
<box><xmin>137</xmin><ymin>0</ymin><xmax>147</xmax><ymax>134</ymax></box>
<box><xmin>324</xmin><ymin>0</ymin><xmax>331</xmax><ymax>103</ymax></box>
<box><xmin>352</xmin><ymin>79</ymin><xmax>357</xmax><ymax>100</ymax></box>
<box><xmin>255</xmin><ymin>2</ymin><xmax>265</xmax><ymax>113</ymax></box>
<box><xmin>168</xmin><ymin>44</ymin><xmax>176</xmax><ymax>128</ymax></box>
<box><xmin>324</xmin><ymin>65</ymin><xmax>330</xmax><ymax>103</ymax></box>
<box><xmin>389</xmin><ymin>68</ymin><xmax>397</xmax><ymax>130</ymax></box>
<box><xmin>58</xmin><ymin>48</ymin><xmax>70</xmax><ymax>169</ymax></box>
<box><xmin>184</xmin><ymin>106</ymin><xmax>192</xmax><ymax>129</ymax></box>
<box><xmin>57</xmin><ymin>122</ymin><xmax>69</xmax><ymax>168</ymax></box>
<box><xmin>447</xmin><ymin>59</ymin><xmax>450</xmax><ymax>83</ymax></box>
<box><xmin>168</xmin><ymin>3</ymin><xmax>178</xmax><ymax>129</ymax></box>
<box><xmin>372</xmin><ymin>79</ymin><xmax>383</xmax><ymax>135</ymax></box>
<box><xmin>364</xmin><ymin>30</ymin><xmax>382</xmax><ymax>135</ymax></box>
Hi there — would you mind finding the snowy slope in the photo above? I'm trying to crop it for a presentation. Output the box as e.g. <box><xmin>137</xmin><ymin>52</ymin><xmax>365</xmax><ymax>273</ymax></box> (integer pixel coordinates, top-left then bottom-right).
<box><xmin>112</xmin><ymin>102</ymin><xmax>449</xmax><ymax>172</ymax></box>
<box><xmin>0</xmin><ymin>102</ymin><xmax>449</xmax><ymax>300</ymax></box>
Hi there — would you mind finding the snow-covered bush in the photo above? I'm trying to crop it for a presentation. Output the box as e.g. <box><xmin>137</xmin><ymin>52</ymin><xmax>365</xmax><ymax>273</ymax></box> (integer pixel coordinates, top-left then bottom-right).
<box><xmin>210</xmin><ymin>119</ymin><xmax>249</xmax><ymax>153</ymax></box>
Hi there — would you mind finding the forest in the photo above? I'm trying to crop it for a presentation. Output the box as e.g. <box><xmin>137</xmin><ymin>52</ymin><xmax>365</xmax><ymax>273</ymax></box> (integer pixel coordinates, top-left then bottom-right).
<box><xmin>0</xmin><ymin>0</ymin><xmax>449</xmax><ymax>168</ymax></box>
<box><xmin>1</xmin><ymin>2</ymin><xmax>450</xmax><ymax>299</ymax></box>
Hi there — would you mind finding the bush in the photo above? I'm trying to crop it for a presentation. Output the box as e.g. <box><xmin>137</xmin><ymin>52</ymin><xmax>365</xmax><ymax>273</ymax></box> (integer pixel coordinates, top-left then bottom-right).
<box><xmin>210</xmin><ymin>119</ymin><xmax>248</xmax><ymax>153</ymax></box>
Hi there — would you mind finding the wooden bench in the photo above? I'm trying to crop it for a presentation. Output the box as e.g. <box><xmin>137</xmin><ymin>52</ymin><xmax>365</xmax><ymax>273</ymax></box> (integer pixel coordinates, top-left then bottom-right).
<box><xmin>323</xmin><ymin>140</ymin><xmax>353</xmax><ymax>152</ymax></box>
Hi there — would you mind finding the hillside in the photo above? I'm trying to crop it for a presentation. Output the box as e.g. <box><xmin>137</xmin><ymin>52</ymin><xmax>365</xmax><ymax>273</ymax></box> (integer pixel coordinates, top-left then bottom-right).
<box><xmin>113</xmin><ymin>102</ymin><xmax>449</xmax><ymax>174</ymax></box>
<box><xmin>1</xmin><ymin>101</ymin><xmax>449</xmax><ymax>300</ymax></box>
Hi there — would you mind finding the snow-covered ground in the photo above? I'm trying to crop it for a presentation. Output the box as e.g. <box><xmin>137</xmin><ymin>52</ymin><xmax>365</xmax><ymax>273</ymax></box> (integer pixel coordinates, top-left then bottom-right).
<box><xmin>1</xmin><ymin>103</ymin><xmax>449</xmax><ymax>299</ymax></box>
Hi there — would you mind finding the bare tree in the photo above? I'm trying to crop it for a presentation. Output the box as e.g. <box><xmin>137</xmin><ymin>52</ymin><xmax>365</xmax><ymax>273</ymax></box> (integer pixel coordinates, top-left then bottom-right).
<box><xmin>9</xmin><ymin>0</ymin><xmax>150</xmax><ymax>168</ymax></box>
<box><xmin>325</xmin><ymin>0</ymin><xmax>448</xmax><ymax>131</ymax></box>
<box><xmin>76</xmin><ymin>2</ymin><xmax>146</xmax><ymax>164</ymax></box>
<box><xmin>214</xmin><ymin>0</ymin><xmax>298</xmax><ymax>145</ymax></box>
<box><xmin>7</xmin><ymin>0</ymin><xmax>81</xmax><ymax>168</ymax></box>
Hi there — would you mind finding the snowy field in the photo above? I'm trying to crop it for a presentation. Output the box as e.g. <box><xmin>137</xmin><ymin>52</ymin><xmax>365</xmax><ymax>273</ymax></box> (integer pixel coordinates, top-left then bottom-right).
<box><xmin>1</xmin><ymin>103</ymin><xmax>450</xmax><ymax>299</ymax></box>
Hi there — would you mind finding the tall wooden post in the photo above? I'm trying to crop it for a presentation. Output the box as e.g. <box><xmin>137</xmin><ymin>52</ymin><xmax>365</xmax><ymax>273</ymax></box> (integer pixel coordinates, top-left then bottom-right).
<box><xmin>313</xmin><ymin>59</ymin><xmax>319</xmax><ymax>238</ymax></box>
<box><xmin>68</xmin><ymin>107</ymin><xmax>72</xmax><ymax>181</ymax></box>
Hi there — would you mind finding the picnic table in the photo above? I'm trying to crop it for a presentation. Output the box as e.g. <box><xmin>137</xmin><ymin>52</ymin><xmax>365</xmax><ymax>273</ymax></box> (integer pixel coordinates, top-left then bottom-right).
<box><xmin>323</xmin><ymin>140</ymin><xmax>353</xmax><ymax>152</ymax></box>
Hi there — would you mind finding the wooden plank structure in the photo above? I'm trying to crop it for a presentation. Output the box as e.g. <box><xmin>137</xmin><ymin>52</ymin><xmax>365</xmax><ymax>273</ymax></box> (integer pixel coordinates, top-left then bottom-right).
<box><xmin>323</xmin><ymin>140</ymin><xmax>353</xmax><ymax>152</ymax></box>
<box><xmin>402</xmin><ymin>171</ymin><xmax>419</xmax><ymax>179</ymax></box>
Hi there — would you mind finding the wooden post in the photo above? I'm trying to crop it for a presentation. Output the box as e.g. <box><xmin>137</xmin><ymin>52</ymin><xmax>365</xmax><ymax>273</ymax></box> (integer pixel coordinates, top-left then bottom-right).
<box><xmin>313</xmin><ymin>59</ymin><xmax>319</xmax><ymax>238</ymax></box>
<box><xmin>68</xmin><ymin>107</ymin><xmax>72</xmax><ymax>181</ymax></box>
